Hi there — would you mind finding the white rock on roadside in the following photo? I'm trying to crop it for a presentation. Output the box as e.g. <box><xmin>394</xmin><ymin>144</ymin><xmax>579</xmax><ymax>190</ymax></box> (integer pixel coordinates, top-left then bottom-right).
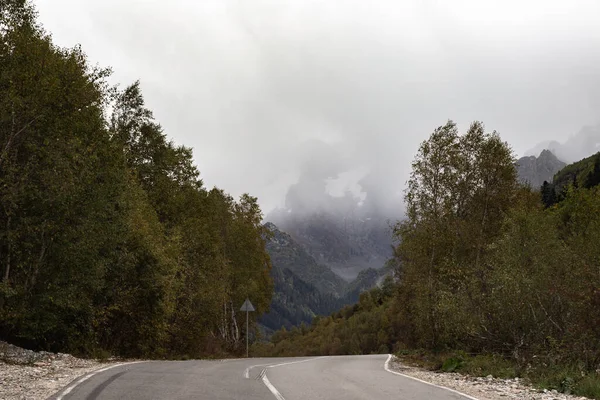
<box><xmin>0</xmin><ymin>341</ymin><xmax>121</xmax><ymax>400</ymax></box>
<box><xmin>388</xmin><ymin>357</ymin><xmax>591</xmax><ymax>400</ymax></box>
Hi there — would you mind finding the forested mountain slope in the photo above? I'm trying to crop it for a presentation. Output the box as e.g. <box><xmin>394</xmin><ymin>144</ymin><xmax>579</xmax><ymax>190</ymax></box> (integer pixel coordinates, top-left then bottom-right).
<box><xmin>553</xmin><ymin>151</ymin><xmax>600</xmax><ymax>189</ymax></box>
<box><xmin>541</xmin><ymin>151</ymin><xmax>600</xmax><ymax>207</ymax></box>
<box><xmin>260</xmin><ymin>266</ymin><xmax>337</xmax><ymax>333</ymax></box>
<box><xmin>261</xmin><ymin>223</ymin><xmax>391</xmax><ymax>333</ymax></box>
<box><xmin>264</xmin><ymin>222</ymin><xmax>347</xmax><ymax>296</ymax></box>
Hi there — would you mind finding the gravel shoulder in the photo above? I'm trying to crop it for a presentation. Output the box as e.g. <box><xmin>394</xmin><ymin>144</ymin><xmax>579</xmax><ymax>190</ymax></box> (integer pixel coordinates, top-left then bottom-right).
<box><xmin>389</xmin><ymin>356</ymin><xmax>590</xmax><ymax>400</ymax></box>
<box><xmin>0</xmin><ymin>341</ymin><xmax>121</xmax><ymax>400</ymax></box>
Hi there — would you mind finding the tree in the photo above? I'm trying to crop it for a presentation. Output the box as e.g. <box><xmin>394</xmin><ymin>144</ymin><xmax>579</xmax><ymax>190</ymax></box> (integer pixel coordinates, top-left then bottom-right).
<box><xmin>0</xmin><ymin>0</ymin><xmax>125</xmax><ymax>353</ymax></box>
<box><xmin>0</xmin><ymin>1</ymin><xmax>274</xmax><ymax>358</ymax></box>
<box><xmin>583</xmin><ymin>154</ymin><xmax>600</xmax><ymax>189</ymax></box>
<box><xmin>394</xmin><ymin>121</ymin><xmax>517</xmax><ymax>349</ymax></box>
<box><xmin>541</xmin><ymin>181</ymin><xmax>557</xmax><ymax>208</ymax></box>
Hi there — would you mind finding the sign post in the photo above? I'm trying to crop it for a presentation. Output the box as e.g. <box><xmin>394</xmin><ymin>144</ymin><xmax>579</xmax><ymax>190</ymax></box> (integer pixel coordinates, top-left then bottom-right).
<box><xmin>239</xmin><ymin>298</ymin><xmax>255</xmax><ymax>358</ymax></box>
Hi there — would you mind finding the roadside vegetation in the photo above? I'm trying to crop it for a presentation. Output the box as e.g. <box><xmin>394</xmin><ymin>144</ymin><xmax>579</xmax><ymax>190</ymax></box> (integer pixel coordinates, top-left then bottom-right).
<box><xmin>256</xmin><ymin>121</ymin><xmax>600</xmax><ymax>399</ymax></box>
<box><xmin>0</xmin><ymin>1</ymin><xmax>272</xmax><ymax>359</ymax></box>
<box><xmin>2</xmin><ymin>3</ymin><xmax>600</xmax><ymax>398</ymax></box>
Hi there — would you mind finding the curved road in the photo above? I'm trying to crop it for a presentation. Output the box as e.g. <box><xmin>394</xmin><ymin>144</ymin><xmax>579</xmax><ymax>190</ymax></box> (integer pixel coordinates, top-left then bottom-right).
<box><xmin>49</xmin><ymin>354</ymin><xmax>476</xmax><ymax>400</ymax></box>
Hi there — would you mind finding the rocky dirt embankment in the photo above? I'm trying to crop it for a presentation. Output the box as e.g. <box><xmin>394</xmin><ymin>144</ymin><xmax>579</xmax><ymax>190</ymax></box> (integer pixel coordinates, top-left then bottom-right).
<box><xmin>390</xmin><ymin>357</ymin><xmax>591</xmax><ymax>400</ymax></box>
<box><xmin>0</xmin><ymin>341</ymin><xmax>119</xmax><ymax>400</ymax></box>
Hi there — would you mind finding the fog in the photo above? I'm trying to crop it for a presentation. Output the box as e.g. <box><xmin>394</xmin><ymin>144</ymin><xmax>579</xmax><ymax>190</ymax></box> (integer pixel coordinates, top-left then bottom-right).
<box><xmin>525</xmin><ymin>124</ymin><xmax>600</xmax><ymax>163</ymax></box>
<box><xmin>35</xmin><ymin>0</ymin><xmax>600</xmax><ymax>216</ymax></box>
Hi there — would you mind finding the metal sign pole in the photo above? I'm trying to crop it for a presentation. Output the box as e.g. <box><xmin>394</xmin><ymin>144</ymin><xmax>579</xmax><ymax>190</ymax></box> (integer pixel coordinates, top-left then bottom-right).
<box><xmin>239</xmin><ymin>298</ymin><xmax>254</xmax><ymax>358</ymax></box>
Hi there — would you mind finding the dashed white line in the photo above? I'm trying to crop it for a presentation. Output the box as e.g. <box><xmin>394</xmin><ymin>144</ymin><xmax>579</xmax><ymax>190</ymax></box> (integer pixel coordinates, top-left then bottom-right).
<box><xmin>383</xmin><ymin>354</ymin><xmax>481</xmax><ymax>400</ymax></box>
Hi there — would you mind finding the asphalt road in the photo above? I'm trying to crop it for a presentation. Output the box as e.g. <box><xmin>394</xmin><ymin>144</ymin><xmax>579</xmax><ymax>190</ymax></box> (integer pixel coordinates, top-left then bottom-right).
<box><xmin>49</xmin><ymin>354</ymin><xmax>475</xmax><ymax>400</ymax></box>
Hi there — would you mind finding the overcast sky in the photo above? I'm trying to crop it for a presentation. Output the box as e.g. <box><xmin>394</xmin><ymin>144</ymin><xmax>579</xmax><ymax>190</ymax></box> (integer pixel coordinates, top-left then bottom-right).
<box><xmin>35</xmin><ymin>0</ymin><xmax>600</xmax><ymax>214</ymax></box>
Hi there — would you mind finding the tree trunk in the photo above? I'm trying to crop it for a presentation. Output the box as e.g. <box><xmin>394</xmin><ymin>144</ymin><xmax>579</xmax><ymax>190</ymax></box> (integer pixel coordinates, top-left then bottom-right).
<box><xmin>428</xmin><ymin>245</ymin><xmax>438</xmax><ymax>349</ymax></box>
<box><xmin>219</xmin><ymin>300</ymin><xmax>228</xmax><ymax>340</ymax></box>
<box><xmin>3</xmin><ymin>215</ymin><xmax>11</xmax><ymax>283</ymax></box>
<box><xmin>28</xmin><ymin>231</ymin><xmax>46</xmax><ymax>290</ymax></box>
<box><xmin>230</xmin><ymin>301</ymin><xmax>239</xmax><ymax>343</ymax></box>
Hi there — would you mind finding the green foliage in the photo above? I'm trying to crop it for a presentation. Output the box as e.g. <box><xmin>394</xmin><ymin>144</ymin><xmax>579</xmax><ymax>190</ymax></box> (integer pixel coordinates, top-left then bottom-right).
<box><xmin>441</xmin><ymin>356</ymin><xmax>464</xmax><ymax>372</ymax></box>
<box><xmin>0</xmin><ymin>1</ymin><xmax>272</xmax><ymax>358</ymax></box>
<box><xmin>253</xmin><ymin>280</ymin><xmax>397</xmax><ymax>357</ymax></box>
<box><xmin>538</xmin><ymin>151</ymin><xmax>600</xmax><ymax>207</ymax></box>
<box><xmin>261</xmin><ymin>222</ymin><xmax>391</xmax><ymax>334</ymax></box>
<box><xmin>394</xmin><ymin>120</ymin><xmax>517</xmax><ymax>350</ymax></box>
<box><xmin>459</xmin><ymin>354</ymin><xmax>518</xmax><ymax>379</ymax></box>
<box><xmin>551</xmin><ymin>151</ymin><xmax>600</xmax><ymax>192</ymax></box>
<box><xmin>391</xmin><ymin>124</ymin><xmax>600</xmax><ymax>397</ymax></box>
<box><xmin>259</xmin><ymin>122</ymin><xmax>600</xmax><ymax>399</ymax></box>
<box><xmin>575</xmin><ymin>375</ymin><xmax>600</xmax><ymax>399</ymax></box>
<box><xmin>584</xmin><ymin>154</ymin><xmax>600</xmax><ymax>188</ymax></box>
<box><xmin>541</xmin><ymin>180</ymin><xmax>557</xmax><ymax>207</ymax></box>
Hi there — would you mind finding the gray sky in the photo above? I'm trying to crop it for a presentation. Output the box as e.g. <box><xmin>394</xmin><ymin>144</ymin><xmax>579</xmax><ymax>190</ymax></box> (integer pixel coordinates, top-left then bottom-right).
<box><xmin>35</xmin><ymin>0</ymin><xmax>600</xmax><ymax>214</ymax></box>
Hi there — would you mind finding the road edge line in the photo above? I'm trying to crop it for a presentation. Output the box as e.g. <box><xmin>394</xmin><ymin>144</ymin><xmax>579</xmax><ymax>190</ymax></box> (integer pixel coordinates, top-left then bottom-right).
<box><xmin>53</xmin><ymin>361</ymin><xmax>145</xmax><ymax>400</ymax></box>
<box><xmin>384</xmin><ymin>354</ymin><xmax>481</xmax><ymax>400</ymax></box>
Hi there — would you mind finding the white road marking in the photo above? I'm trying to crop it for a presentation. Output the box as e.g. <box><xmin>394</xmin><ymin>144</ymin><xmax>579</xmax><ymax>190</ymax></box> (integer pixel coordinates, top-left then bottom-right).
<box><xmin>261</xmin><ymin>369</ymin><xmax>286</xmax><ymax>400</ymax></box>
<box><xmin>54</xmin><ymin>361</ymin><xmax>145</xmax><ymax>400</ymax></box>
<box><xmin>265</xmin><ymin>356</ymin><xmax>328</xmax><ymax>369</ymax></box>
<box><xmin>247</xmin><ymin>357</ymin><xmax>329</xmax><ymax>400</ymax></box>
<box><xmin>243</xmin><ymin>356</ymin><xmax>328</xmax><ymax>379</ymax></box>
<box><xmin>243</xmin><ymin>363</ymin><xmax>271</xmax><ymax>379</ymax></box>
<box><xmin>384</xmin><ymin>354</ymin><xmax>481</xmax><ymax>400</ymax></box>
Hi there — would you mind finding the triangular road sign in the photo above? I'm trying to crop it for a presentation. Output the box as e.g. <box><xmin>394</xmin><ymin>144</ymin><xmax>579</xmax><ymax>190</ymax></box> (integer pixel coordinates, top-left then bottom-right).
<box><xmin>240</xmin><ymin>298</ymin><xmax>255</xmax><ymax>312</ymax></box>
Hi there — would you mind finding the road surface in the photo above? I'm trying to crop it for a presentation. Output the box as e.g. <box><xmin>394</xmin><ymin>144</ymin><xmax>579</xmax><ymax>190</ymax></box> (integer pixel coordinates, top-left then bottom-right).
<box><xmin>49</xmin><ymin>354</ymin><xmax>476</xmax><ymax>400</ymax></box>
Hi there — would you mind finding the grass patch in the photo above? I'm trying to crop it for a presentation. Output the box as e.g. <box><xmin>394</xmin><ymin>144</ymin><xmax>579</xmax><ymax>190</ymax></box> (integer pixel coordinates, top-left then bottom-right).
<box><xmin>395</xmin><ymin>349</ymin><xmax>600</xmax><ymax>399</ymax></box>
<box><xmin>459</xmin><ymin>354</ymin><xmax>518</xmax><ymax>379</ymax></box>
<box><xmin>529</xmin><ymin>364</ymin><xmax>600</xmax><ymax>398</ymax></box>
<box><xmin>441</xmin><ymin>356</ymin><xmax>464</xmax><ymax>372</ymax></box>
<box><xmin>395</xmin><ymin>349</ymin><xmax>517</xmax><ymax>378</ymax></box>
<box><xmin>575</xmin><ymin>375</ymin><xmax>600</xmax><ymax>399</ymax></box>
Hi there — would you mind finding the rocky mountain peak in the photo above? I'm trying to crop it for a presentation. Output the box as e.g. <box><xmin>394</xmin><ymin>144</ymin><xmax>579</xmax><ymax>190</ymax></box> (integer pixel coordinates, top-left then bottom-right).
<box><xmin>516</xmin><ymin>150</ymin><xmax>566</xmax><ymax>189</ymax></box>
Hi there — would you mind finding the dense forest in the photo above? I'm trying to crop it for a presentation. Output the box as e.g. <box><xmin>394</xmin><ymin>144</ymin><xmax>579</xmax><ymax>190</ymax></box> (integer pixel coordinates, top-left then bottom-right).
<box><xmin>0</xmin><ymin>1</ymin><xmax>273</xmax><ymax>358</ymax></box>
<box><xmin>257</xmin><ymin>121</ymin><xmax>600</xmax><ymax>398</ymax></box>
<box><xmin>253</xmin><ymin>276</ymin><xmax>396</xmax><ymax>356</ymax></box>
<box><xmin>542</xmin><ymin>151</ymin><xmax>600</xmax><ymax>207</ymax></box>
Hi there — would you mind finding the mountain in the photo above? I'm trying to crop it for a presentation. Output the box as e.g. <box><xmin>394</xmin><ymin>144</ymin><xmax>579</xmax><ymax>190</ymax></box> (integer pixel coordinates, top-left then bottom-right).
<box><xmin>260</xmin><ymin>222</ymin><xmax>392</xmax><ymax>333</ymax></box>
<box><xmin>268</xmin><ymin>209</ymin><xmax>393</xmax><ymax>281</ymax></box>
<box><xmin>516</xmin><ymin>149</ymin><xmax>566</xmax><ymax>189</ymax></box>
<box><xmin>526</xmin><ymin>124</ymin><xmax>600</xmax><ymax>163</ymax></box>
<box><xmin>342</xmin><ymin>267</ymin><xmax>390</xmax><ymax>304</ymax></box>
<box><xmin>260</xmin><ymin>266</ymin><xmax>341</xmax><ymax>333</ymax></box>
<box><xmin>264</xmin><ymin>222</ymin><xmax>347</xmax><ymax>296</ymax></box>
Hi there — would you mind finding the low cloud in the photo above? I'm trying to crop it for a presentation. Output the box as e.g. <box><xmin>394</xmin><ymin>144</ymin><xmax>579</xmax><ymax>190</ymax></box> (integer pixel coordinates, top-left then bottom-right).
<box><xmin>35</xmin><ymin>0</ymin><xmax>600</xmax><ymax>214</ymax></box>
